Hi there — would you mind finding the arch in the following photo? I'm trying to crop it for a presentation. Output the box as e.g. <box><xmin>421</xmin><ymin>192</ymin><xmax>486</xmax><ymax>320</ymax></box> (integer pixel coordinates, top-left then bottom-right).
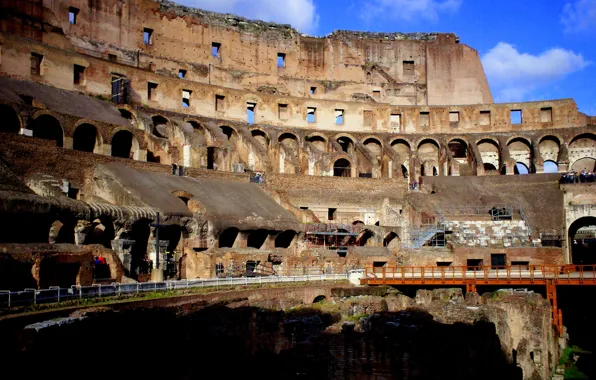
<box><xmin>219</xmin><ymin>227</ymin><xmax>239</xmax><ymax>248</ymax></box>
<box><xmin>171</xmin><ymin>190</ymin><xmax>193</xmax><ymax>206</ymax></box>
<box><xmin>313</xmin><ymin>295</ymin><xmax>327</xmax><ymax>303</ymax></box>
<box><xmin>539</xmin><ymin>135</ymin><xmax>560</xmax><ymax>163</ymax></box>
<box><xmin>49</xmin><ymin>220</ymin><xmax>75</xmax><ymax>244</ymax></box>
<box><xmin>111</xmin><ymin>130</ymin><xmax>138</xmax><ymax>159</ymax></box>
<box><xmin>401</xmin><ymin>164</ymin><xmax>409</xmax><ymax>179</ymax></box>
<box><xmin>357</xmin><ymin>229</ymin><xmax>374</xmax><ymax>246</ymax></box>
<box><xmin>187</xmin><ymin>120</ymin><xmax>211</xmax><ymax>146</ymax></box>
<box><xmin>247</xmin><ymin>229</ymin><xmax>268</xmax><ymax>249</ymax></box>
<box><xmin>478</xmin><ymin>139</ymin><xmax>500</xmax><ymax>172</ymax></box>
<box><xmin>279</xmin><ymin>132</ymin><xmax>299</xmax><ymax>147</ymax></box>
<box><xmin>0</xmin><ymin>104</ymin><xmax>21</xmax><ymax>133</ymax></box>
<box><xmin>118</xmin><ymin>108</ymin><xmax>135</xmax><ymax>120</ymax></box>
<box><xmin>570</xmin><ymin>133</ymin><xmax>596</xmax><ymax>146</ymax></box>
<box><xmin>251</xmin><ymin>128</ymin><xmax>269</xmax><ymax>148</ymax></box>
<box><xmin>219</xmin><ymin>125</ymin><xmax>237</xmax><ymax>141</ymax></box>
<box><xmin>514</xmin><ymin>162</ymin><xmax>529</xmax><ymax>175</ymax></box>
<box><xmin>448</xmin><ymin>139</ymin><xmax>467</xmax><ymax>159</ymax></box>
<box><xmin>333</xmin><ymin>158</ymin><xmax>352</xmax><ymax>177</ymax></box>
<box><xmin>571</xmin><ymin>158</ymin><xmax>596</xmax><ymax>172</ymax></box>
<box><xmin>352</xmin><ymin>220</ymin><xmax>364</xmax><ymax>225</ymax></box>
<box><xmin>72</xmin><ymin>123</ymin><xmax>99</xmax><ymax>153</ymax></box>
<box><xmin>391</xmin><ymin>138</ymin><xmax>411</xmax><ymax>160</ymax></box>
<box><xmin>275</xmin><ymin>230</ymin><xmax>297</xmax><ymax>248</ymax></box>
<box><xmin>306</xmin><ymin>134</ymin><xmax>327</xmax><ymax>152</ymax></box>
<box><xmin>383</xmin><ymin>232</ymin><xmax>399</xmax><ymax>248</ymax></box>
<box><xmin>127</xmin><ymin>219</ymin><xmax>151</xmax><ymax>279</ymax></box>
<box><xmin>484</xmin><ymin>163</ymin><xmax>497</xmax><ymax>171</ymax></box>
<box><xmin>569</xmin><ymin>217</ymin><xmax>596</xmax><ymax>265</ymax></box>
<box><xmin>336</xmin><ymin>136</ymin><xmax>354</xmax><ymax>154</ymax></box>
<box><xmin>569</xmin><ymin>133</ymin><xmax>596</xmax><ymax>170</ymax></box>
<box><xmin>84</xmin><ymin>217</ymin><xmax>115</xmax><ymax>248</ymax></box>
<box><xmin>544</xmin><ymin>160</ymin><xmax>559</xmax><ymax>173</ymax></box>
<box><xmin>151</xmin><ymin>115</ymin><xmax>168</xmax><ymax>138</ymax></box>
<box><xmin>363</xmin><ymin>137</ymin><xmax>382</xmax><ymax>156</ymax></box>
<box><xmin>31</xmin><ymin>114</ymin><xmax>63</xmax><ymax>147</ymax></box>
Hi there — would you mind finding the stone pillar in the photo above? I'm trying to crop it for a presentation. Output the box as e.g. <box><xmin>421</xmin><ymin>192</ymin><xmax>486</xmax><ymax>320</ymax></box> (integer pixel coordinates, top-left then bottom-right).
<box><xmin>147</xmin><ymin>239</ymin><xmax>169</xmax><ymax>270</ymax></box>
<box><xmin>531</xmin><ymin>138</ymin><xmax>544</xmax><ymax>173</ymax></box>
<box><xmin>468</xmin><ymin>140</ymin><xmax>485</xmax><ymax>176</ymax></box>
<box><xmin>111</xmin><ymin>239</ymin><xmax>135</xmax><ymax>274</ymax></box>
<box><xmin>557</xmin><ymin>143</ymin><xmax>570</xmax><ymax>172</ymax></box>
<box><xmin>498</xmin><ymin>137</ymin><xmax>515</xmax><ymax>175</ymax></box>
<box><xmin>63</xmin><ymin>136</ymin><xmax>74</xmax><ymax>150</ymax></box>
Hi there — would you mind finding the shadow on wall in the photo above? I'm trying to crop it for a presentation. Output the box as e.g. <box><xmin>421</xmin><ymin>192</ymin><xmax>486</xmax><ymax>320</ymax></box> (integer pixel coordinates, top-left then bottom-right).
<box><xmin>6</xmin><ymin>307</ymin><xmax>522</xmax><ymax>380</ymax></box>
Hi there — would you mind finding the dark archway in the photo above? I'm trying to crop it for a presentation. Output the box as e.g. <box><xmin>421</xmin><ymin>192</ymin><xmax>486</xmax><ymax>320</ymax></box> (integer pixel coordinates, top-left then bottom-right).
<box><xmin>313</xmin><ymin>295</ymin><xmax>327</xmax><ymax>303</ymax></box>
<box><xmin>401</xmin><ymin>164</ymin><xmax>409</xmax><ymax>179</ymax></box>
<box><xmin>307</xmin><ymin>135</ymin><xmax>327</xmax><ymax>152</ymax></box>
<box><xmin>383</xmin><ymin>232</ymin><xmax>399</xmax><ymax>248</ymax></box>
<box><xmin>484</xmin><ymin>163</ymin><xmax>497</xmax><ymax>171</ymax></box>
<box><xmin>219</xmin><ymin>227</ymin><xmax>239</xmax><ymax>248</ymax></box>
<box><xmin>73</xmin><ymin>123</ymin><xmax>98</xmax><ymax>152</ymax></box>
<box><xmin>337</xmin><ymin>136</ymin><xmax>354</xmax><ymax>154</ymax></box>
<box><xmin>569</xmin><ymin>217</ymin><xmax>596</xmax><ymax>265</ymax></box>
<box><xmin>357</xmin><ymin>230</ymin><xmax>374</xmax><ymax>246</ymax></box>
<box><xmin>334</xmin><ymin>158</ymin><xmax>351</xmax><ymax>177</ymax></box>
<box><xmin>49</xmin><ymin>220</ymin><xmax>75</xmax><ymax>244</ymax></box>
<box><xmin>275</xmin><ymin>230</ymin><xmax>296</xmax><ymax>248</ymax></box>
<box><xmin>84</xmin><ymin>217</ymin><xmax>115</xmax><ymax>248</ymax></box>
<box><xmin>448</xmin><ymin>139</ymin><xmax>467</xmax><ymax>159</ymax></box>
<box><xmin>31</xmin><ymin>115</ymin><xmax>63</xmax><ymax>147</ymax></box>
<box><xmin>112</xmin><ymin>130</ymin><xmax>134</xmax><ymax>158</ymax></box>
<box><xmin>0</xmin><ymin>104</ymin><xmax>20</xmax><ymax>133</ymax></box>
<box><xmin>247</xmin><ymin>229</ymin><xmax>268</xmax><ymax>249</ymax></box>
<box><xmin>251</xmin><ymin>129</ymin><xmax>269</xmax><ymax>148</ymax></box>
<box><xmin>220</xmin><ymin>125</ymin><xmax>236</xmax><ymax>141</ymax></box>
<box><xmin>151</xmin><ymin>115</ymin><xmax>168</xmax><ymax>138</ymax></box>
<box><xmin>127</xmin><ymin>219</ymin><xmax>151</xmax><ymax>279</ymax></box>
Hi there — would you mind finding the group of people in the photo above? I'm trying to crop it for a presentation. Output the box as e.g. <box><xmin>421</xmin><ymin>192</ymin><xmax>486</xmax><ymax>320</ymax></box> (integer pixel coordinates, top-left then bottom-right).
<box><xmin>138</xmin><ymin>254</ymin><xmax>153</xmax><ymax>275</ymax></box>
<box><xmin>92</xmin><ymin>256</ymin><xmax>110</xmax><ymax>278</ymax></box>
<box><xmin>171</xmin><ymin>163</ymin><xmax>187</xmax><ymax>176</ymax></box>
<box><xmin>560</xmin><ymin>170</ymin><xmax>596</xmax><ymax>184</ymax></box>
<box><xmin>409</xmin><ymin>181</ymin><xmax>419</xmax><ymax>191</ymax></box>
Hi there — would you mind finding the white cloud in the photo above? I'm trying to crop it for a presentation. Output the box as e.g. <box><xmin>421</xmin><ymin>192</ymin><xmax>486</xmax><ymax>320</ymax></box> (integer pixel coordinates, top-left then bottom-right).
<box><xmin>562</xmin><ymin>0</ymin><xmax>596</xmax><ymax>33</ymax></box>
<box><xmin>359</xmin><ymin>0</ymin><xmax>463</xmax><ymax>23</ymax></box>
<box><xmin>177</xmin><ymin>0</ymin><xmax>319</xmax><ymax>34</ymax></box>
<box><xmin>481</xmin><ymin>42</ymin><xmax>591</xmax><ymax>102</ymax></box>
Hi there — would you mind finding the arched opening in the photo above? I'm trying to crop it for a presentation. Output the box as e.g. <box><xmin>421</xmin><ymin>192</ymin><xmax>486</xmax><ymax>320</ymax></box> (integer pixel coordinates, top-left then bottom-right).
<box><xmin>247</xmin><ymin>229</ymin><xmax>268</xmax><ymax>249</ymax></box>
<box><xmin>0</xmin><ymin>104</ymin><xmax>21</xmax><ymax>133</ymax></box>
<box><xmin>337</xmin><ymin>136</ymin><xmax>354</xmax><ymax>154</ymax></box>
<box><xmin>363</xmin><ymin>138</ymin><xmax>382</xmax><ymax>157</ymax></box>
<box><xmin>279</xmin><ymin>133</ymin><xmax>299</xmax><ymax>150</ymax></box>
<box><xmin>333</xmin><ymin>158</ymin><xmax>351</xmax><ymax>177</ymax></box>
<box><xmin>111</xmin><ymin>130</ymin><xmax>135</xmax><ymax>159</ymax></box>
<box><xmin>383</xmin><ymin>232</ymin><xmax>399</xmax><ymax>248</ymax></box>
<box><xmin>119</xmin><ymin>108</ymin><xmax>134</xmax><ymax>120</ymax></box>
<box><xmin>172</xmin><ymin>190</ymin><xmax>193</xmax><ymax>207</ymax></box>
<box><xmin>313</xmin><ymin>295</ymin><xmax>327</xmax><ymax>303</ymax></box>
<box><xmin>126</xmin><ymin>219</ymin><xmax>151</xmax><ymax>278</ymax></box>
<box><xmin>306</xmin><ymin>135</ymin><xmax>327</xmax><ymax>152</ymax></box>
<box><xmin>188</xmin><ymin>120</ymin><xmax>210</xmax><ymax>146</ymax></box>
<box><xmin>569</xmin><ymin>217</ymin><xmax>596</xmax><ymax>265</ymax></box>
<box><xmin>484</xmin><ymin>163</ymin><xmax>497</xmax><ymax>171</ymax></box>
<box><xmin>478</xmin><ymin>139</ymin><xmax>500</xmax><ymax>173</ymax></box>
<box><xmin>544</xmin><ymin>160</ymin><xmax>559</xmax><ymax>173</ymax></box>
<box><xmin>251</xmin><ymin>129</ymin><xmax>269</xmax><ymax>148</ymax></box>
<box><xmin>352</xmin><ymin>220</ymin><xmax>364</xmax><ymax>225</ymax></box>
<box><xmin>219</xmin><ymin>227</ymin><xmax>239</xmax><ymax>248</ymax></box>
<box><xmin>448</xmin><ymin>139</ymin><xmax>467</xmax><ymax>159</ymax></box>
<box><xmin>72</xmin><ymin>123</ymin><xmax>98</xmax><ymax>153</ymax></box>
<box><xmin>151</xmin><ymin>115</ymin><xmax>168</xmax><ymax>138</ymax></box>
<box><xmin>357</xmin><ymin>230</ymin><xmax>374</xmax><ymax>246</ymax></box>
<box><xmin>220</xmin><ymin>125</ymin><xmax>236</xmax><ymax>141</ymax></box>
<box><xmin>539</xmin><ymin>136</ymin><xmax>560</xmax><ymax>163</ymax></box>
<box><xmin>49</xmin><ymin>220</ymin><xmax>75</xmax><ymax>244</ymax></box>
<box><xmin>391</xmin><ymin>139</ymin><xmax>411</xmax><ymax>157</ymax></box>
<box><xmin>84</xmin><ymin>218</ymin><xmax>115</xmax><ymax>248</ymax></box>
<box><xmin>514</xmin><ymin>162</ymin><xmax>529</xmax><ymax>175</ymax></box>
<box><xmin>508</xmin><ymin>138</ymin><xmax>532</xmax><ymax>173</ymax></box>
<box><xmin>401</xmin><ymin>164</ymin><xmax>409</xmax><ymax>179</ymax></box>
<box><xmin>31</xmin><ymin>114</ymin><xmax>63</xmax><ymax>147</ymax></box>
<box><xmin>275</xmin><ymin>230</ymin><xmax>297</xmax><ymax>248</ymax></box>
<box><xmin>571</xmin><ymin>158</ymin><xmax>596</xmax><ymax>173</ymax></box>
<box><xmin>418</xmin><ymin>139</ymin><xmax>439</xmax><ymax>176</ymax></box>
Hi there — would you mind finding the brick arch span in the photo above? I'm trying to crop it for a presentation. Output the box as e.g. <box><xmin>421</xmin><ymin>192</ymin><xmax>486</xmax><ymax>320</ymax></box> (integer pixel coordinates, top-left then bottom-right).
<box><xmin>329</xmin><ymin>153</ymin><xmax>355</xmax><ymax>177</ymax></box>
<box><xmin>505</xmin><ymin>135</ymin><xmax>532</xmax><ymax>147</ymax></box>
<box><xmin>276</xmin><ymin>130</ymin><xmax>302</xmax><ymax>146</ymax></box>
<box><xmin>185</xmin><ymin>118</ymin><xmax>214</xmax><ymax>146</ymax></box>
<box><xmin>474</xmin><ymin>136</ymin><xmax>501</xmax><ymax>147</ymax></box>
<box><xmin>569</xmin><ymin>132</ymin><xmax>596</xmax><ymax>146</ymax></box>
<box><xmin>72</xmin><ymin>119</ymin><xmax>104</xmax><ymax>143</ymax></box>
<box><xmin>360</xmin><ymin>135</ymin><xmax>384</xmax><ymax>148</ymax></box>
<box><xmin>415</xmin><ymin>136</ymin><xmax>441</xmax><ymax>150</ymax></box>
<box><xmin>389</xmin><ymin>137</ymin><xmax>413</xmax><ymax>149</ymax></box>
<box><xmin>30</xmin><ymin>111</ymin><xmax>65</xmax><ymax>148</ymax></box>
<box><xmin>106</xmin><ymin>126</ymin><xmax>146</xmax><ymax>148</ymax></box>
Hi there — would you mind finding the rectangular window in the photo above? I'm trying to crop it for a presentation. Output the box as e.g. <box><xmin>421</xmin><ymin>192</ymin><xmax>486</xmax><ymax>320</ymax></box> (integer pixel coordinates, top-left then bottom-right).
<box><xmin>310</xmin><ymin>86</ymin><xmax>317</xmax><ymax>95</ymax></box>
<box><xmin>328</xmin><ymin>208</ymin><xmax>337</xmax><ymax>221</ymax></box>
<box><xmin>419</xmin><ymin>111</ymin><xmax>430</xmax><ymax>127</ymax></box>
<box><xmin>278</xmin><ymin>104</ymin><xmax>288</xmax><ymax>120</ymax></box>
<box><xmin>73</xmin><ymin>64</ymin><xmax>85</xmax><ymax>85</ymax></box>
<box><xmin>541</xmin><ymin>107</ymin><xmax>553</xmax><ymax>123</ymax></box>
<box><xmin>148</xmin><ymin>82</ymin><xmax>158</xmax><ymax>100</ymax></box>
<box><xmin>143</xmin><ymin>28</ymin><xmax>153</xmax><ymax>45</ymax></box>
<box><xmin>178</xmin><ymin>69</ymin><xmax>186</xmax><ymax>79</ymax></box>
<box><xmin>69</xmin><ymin>7</ymin><xmax>79</xmax><ymax>25</ymax></box>
<box><xmin>373</xmin><ymin>90</ymin><xmax>381</xmax><ymax>98</ymax></box>
<box><xmin>491</xmin><ymin>254</ymin><xmax>506</xmax><ymax>269</ymax></box>
<box><xmin>390</xmin><ymin>114</ymin><xmax>401</xmax><ymax>129</ymax></box>
<box><xmin>182</xmin><ymin>89</ymin><xmax>191</xmax><ymax>108</ymax></box>
<box><xmin>247</xmin><ymin>102</ymin><xmax>256</xmax><ymax>124</ymax></box>
<box><xmin>30</xmin><ymin>52</ymin><xmax>43</xmax><ymax>75</ymax></box>
<box><xmin>277</xmin><ymin>53</ymin><xmax>286</xmax><ymax>68</ymax></box>
<box><xmin>215</xmin><ymin>95</ymin><xmax>225</xmax><ymax>111</ymax></box>
<box><xmin>437</xmin><ymin>261</ymin><xmax>452</xmax><ymax>267</ymax></box>
<box><xmin>335</xmin><ymin>109</ymin><xmax>344</xmax><ymax>125</ymax></box>
<box><xmin>510</xmin><ymin>109</ymin><xmax>522</xmax><ymax>124</ymax></box>
<box><xmin>108</xmin><ymin>53</ymin><xmax>117</xmax><ymax>62</ymax></box>
<box><xmin>466</xmin><ymin>259</ymin><xmax>483</xmax><ymax>270</ymax></box>
<box><xmin>480</xmin><ymin>110</ymin><xmax>491</xmax><ymax>126</ymax></box>
<box><xmin>403</xmin><ymin>60</ymin><xmax>415</xmax><ymax>79</ymax></box>
<box><xmin>449</xmin><ymin>111</ymin><xmax>460</xmax><ymax>123</ymax></box>
<box><xmin>307</xmin><ymin>107</ymin><xmax>316</xmax><ymax>123</ymax></box>
<box><xmin>212</xmin><ymin>42</ymin><xmax>221</xmax><ymax>58</ymax></box>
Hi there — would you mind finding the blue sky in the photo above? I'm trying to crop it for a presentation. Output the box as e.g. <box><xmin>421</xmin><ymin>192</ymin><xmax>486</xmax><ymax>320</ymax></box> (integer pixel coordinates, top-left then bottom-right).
<box><xmin>181</xmin><ymin>0</ymin><xmax>596</xmax><ymax>114</ymax></box>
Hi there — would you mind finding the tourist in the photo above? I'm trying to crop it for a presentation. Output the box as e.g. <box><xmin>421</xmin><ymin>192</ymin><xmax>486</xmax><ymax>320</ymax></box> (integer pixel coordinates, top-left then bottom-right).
<box><xmin>171</xmin><ymin>163</ymin><xmax>178</xmax><ymax>175</ymax></box>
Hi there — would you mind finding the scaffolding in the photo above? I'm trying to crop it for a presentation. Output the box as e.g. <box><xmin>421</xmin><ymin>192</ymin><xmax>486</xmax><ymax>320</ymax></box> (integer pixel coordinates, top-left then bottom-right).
<box><xmin>305</xmin><ymin>223</ymin><xmax>366</xmax><ymax>255</ymax></box>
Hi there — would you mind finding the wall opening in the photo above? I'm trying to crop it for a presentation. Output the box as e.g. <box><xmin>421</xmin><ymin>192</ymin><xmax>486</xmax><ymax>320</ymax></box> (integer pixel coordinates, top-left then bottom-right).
<box><xmin>544</xmin><ymin>160</ymin><xmax>558</xmax><ymax>173</ymax></box>
<box><xmin>419</xmin><ymin>112</ymin><xmax>430</xmax><ymax>127</ymax></box>
<box><xmin>437</xmin><ymin>261</ymin><xmax>452</xmax><ymax>266</ymax></box>
<box><xmin>310</xmin><ymin>87</ymin><xmax>317</xmax><ymax>95</ymax></box>
<box><xmin>449</xmin><ymin>111</ymin><xmax>460</xmax><ymax>123</ymax></box>
<box><xmin>247</xmin><ymin>102</ymin><xmax>256</xmax><ymax>124</ymax></box>
<box><xmin>467</xmin><ymin>259</ymin><xmax>483</xmax><ymax>270</ymax></box>
<box><xmin>333</xmin><ymin>158</ymin><xmax>351</xmax><ymax>177</ymax></box>
<box><xmin>111</xmin><ymin>130</ymin><xmax>134</xmax><ymax>158</ymax></box>
<box><xmin>214</xmin><ymin>94</ymin><xmax>225</xmax><ymax>111</ymax></box>
<box><xmin>358</xmin><ymin>230</ymin><xmax>374</xmax><ymax>246</ymax></box>
<box><xmin>403</xmin><ymin>60</ymin><xmax>415</xmax><ymax>79</ymax></box>
<box><xmin>337</xmin><ymin>136</ymin><xmax>354</xmax><ymax>154</ymax></box>
<box><xmin>401</xmin><ymin>164</ymin><xmax>409</xmax><ymax>179</ymax></box>
<box><xmin>275</xmin><ymin>230</ymin><xmax>297</xmax><ymax>248</ymax></box>
<box><xmin>510</xmin><ymin>110</ymin><xmax>522</xmax><ymax>124</ymax></box>
<box><xmin>31</xmin><ymin>115</ymin><xmax>63</xmax><ymax>147</ymax></box>
<box><xmin>514</xmin><ymin>163</ymin><xmax>529</xmax><ymax>175</ymax></box>
<box><xmin>212</xmin><ymin>42</ymin><xmax>221</xmax><ymax>57</ymax></box>
<box><xmin>569</xmin><ymin>217</ymin><xmax>596</xmax><ymax>265</ymax></box>
<box><xmin>247</xmin><ymin>229</ymin><xmax>268</xmax><ymax>249</ymax></box>
<box><xmin>215</xmin><ymin>263</ymin><xmax>224</xmax><ymax>276</ymax></box>
<box><xmin>307</xmin><ymin>107</ymin><xmax>316</xmax><ymax>123</ymax></box>
<box><xmin>178</xmin><ymin>69</ymin><xmax>186</xmax><ymax>79</ymax></box>
<box><xmin>278</xmin><ymin>104</ymin><xmax>288</xmax><ymax>120</ymax></box>
<box><xmin>220</xmin><ymin>126</ymin><xmax>235</xmax><ymax>141</ymax></box>
<box><xmin>143</xmin><ymin>28</ymin><xmax>153</xmax><ymax>45</ymax></box>
<box><xmin>541</xmin><ymin>107</ymin><xmax>553</xmax><ymax>123</ymax></box>
<box><xmin>49</xmin><ymin>220</ymin><xmax>75</xmax><ymax>244</ymax></box>
<box><xmin>147</xmin><ymin>82</ymin><xmax>158</xmax><ymax>101</ymax></box>
<box><xmin>363</xmin><ymin>138</ymin><xmax>382</xmax><ymax>157</ymax></box>
<box><xmin>182</xmin><ymin>89</ymin><xmax>191</xmax><ymax>108</ymax></box>
<box><xmin>0</xmin><ymin>105</ymin><xmax>20</xmax><ymax>133</ymax></box>
<box><xmin>448</xmin><ymin>139</ymin><xmax>467</xmax><ymax>158</ymax></box>
<box><xmin>30</xmin><ymin>52</ymin><xmax>43</xmax><ymax>75</ymax></box>
<box><xmin>151</xmin><ymin>115</ymin><xmax>168</xmax><ymax>138</ymax></box>
<box><xmin>219</xmin><ymin>227</ymin><xmax>239</xmax><ymax>248</ymax></box>
<box><xmin>479</xmin><ymin>110</ymin><xmax>491</xmax><ymax>126</ymax></box>
<box><xmin>484</xmin><ymin>163</ymin><xmax>497</xmax><ymax>171</ymax></box>
<box><xmin>490</xmin><ymin>254</ymin><xmax>506</xmax><ymax>269</ymax></box>
<box><xmin>335</xmin><ymin>109</ymin><xmax>344</xmax><ymax>125</ymax></box>
<box><xmin>207</xmin><ymin>147</ymin><xmax>216</xmax><ymax>169</ymax></box>
<box><xmin>277</xmin><ymin>53</ymin><xmax>286</xmax><ymax>68</ymax></box>
<box><xmin>328</xmin><ymin>208</ymin><xmax>337</xmax><ymax>221</ymax></box>
<box><xmin>84</xmin><ymin>218</ymin><xmax>115</xmax><ymax>248</ymax></box>
<box><xmin>390</xmin><ymin>114</ymin><xmax>401</xmax><ymax>131</ymax></box>
<box><xmin>383</xmin><ymin>232</ymin><xmax>399</xmax><ymax>248</ymax></box>
<box><xmin>313</xmin><ymin>295</ymin><xmax>326</xmax><ymax>303</ymax></box>
<box><xmin>73</xmin><ymin>123</ymin><xmax>98</xmax><ymax>153</ymax></box>
<box><xmin>307</xmin><ymin>135</ymin><xmax>326</xmax><ymax>152</ymax></box>
<box><xmin>68</xmin><ymin>7</ymin><xmax>79</xmax><ymax>24</ymax></box>
<box><xmin>73</xmin><ymin>64</ymin><xmax>85</xmax><ymax>85</ymax></box>
<box><xmin>251</xmin><ymin>129</ymin><xmax>269</xmax><ymax>148</ymax></box>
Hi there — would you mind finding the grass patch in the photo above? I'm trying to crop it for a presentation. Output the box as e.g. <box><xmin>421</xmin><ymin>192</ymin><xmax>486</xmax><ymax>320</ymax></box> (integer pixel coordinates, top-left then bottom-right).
<box><xmin>559</xmin><ymin>345</ymin><xmax>592</xmax><ymax>380</ymax></box>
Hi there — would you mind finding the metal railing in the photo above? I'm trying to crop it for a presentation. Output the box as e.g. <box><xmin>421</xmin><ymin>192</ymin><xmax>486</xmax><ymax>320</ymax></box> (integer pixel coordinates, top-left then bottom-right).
<box><xmin>362</xmin><ymin>265</ymin><xmax>596</xmax><ymax>285</ymax></box>
<box><xmin>0</xmin><ymin>274</ymin><xmax>348</xmax><ymax>310</ymax></box>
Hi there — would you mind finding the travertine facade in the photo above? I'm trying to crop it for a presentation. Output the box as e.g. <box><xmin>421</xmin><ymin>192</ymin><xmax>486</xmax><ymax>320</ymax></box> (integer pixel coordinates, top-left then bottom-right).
<box><xmin>0</xmin><ymin>0</ymin><xmax>594</xmax><ymax>286</ymax></box>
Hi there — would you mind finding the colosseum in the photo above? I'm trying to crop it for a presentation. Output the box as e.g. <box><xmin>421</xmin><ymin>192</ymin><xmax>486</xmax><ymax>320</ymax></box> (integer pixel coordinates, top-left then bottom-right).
<box><xmin>0</xmin><ymin>0</ymin><xmax>594</xmax><ymax>292</ymax></box>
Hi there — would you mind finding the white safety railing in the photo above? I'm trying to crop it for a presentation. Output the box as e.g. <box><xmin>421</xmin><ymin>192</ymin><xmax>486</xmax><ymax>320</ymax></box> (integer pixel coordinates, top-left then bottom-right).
<box><xmin>0</xmin><ymin>274</ymin><xmax>348</xmax><ymax>309</ymax></box>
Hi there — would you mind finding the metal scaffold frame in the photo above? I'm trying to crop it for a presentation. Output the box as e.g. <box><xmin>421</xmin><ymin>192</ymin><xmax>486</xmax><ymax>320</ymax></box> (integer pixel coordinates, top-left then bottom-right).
<box><xmin>305</xmin><ymin>223</ymin><xmax>365</xmax><ymax>255</ymax></box>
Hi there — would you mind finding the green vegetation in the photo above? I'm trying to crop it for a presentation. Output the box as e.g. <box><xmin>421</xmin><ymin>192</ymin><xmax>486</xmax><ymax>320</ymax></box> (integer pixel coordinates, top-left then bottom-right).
<box><xmin>559</xmin><ymin>345</ymin><xmax>592</xmax><ymax>379</ymax></box>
